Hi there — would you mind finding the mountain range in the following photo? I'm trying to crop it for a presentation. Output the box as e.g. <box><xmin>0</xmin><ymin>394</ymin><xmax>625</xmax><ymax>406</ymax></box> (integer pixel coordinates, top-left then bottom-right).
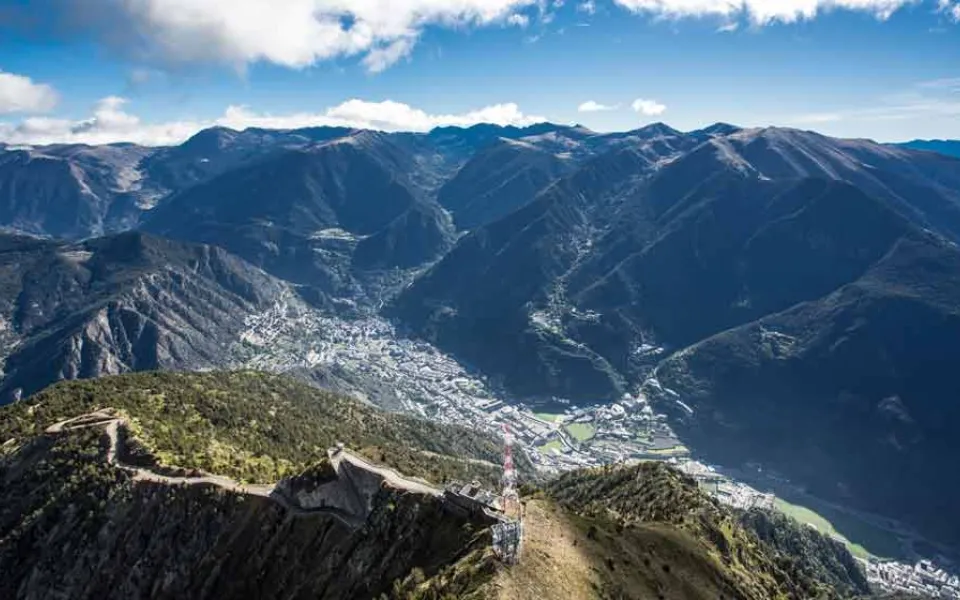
<box><xmin>1</xmin><ymin>121</ymin><xmax>960</xmax><ymax>562</ymax></box>
<box><xmin>898</xmin><ymin>139</ymin><xmax>960</xmax><ymax>159</ymax></box>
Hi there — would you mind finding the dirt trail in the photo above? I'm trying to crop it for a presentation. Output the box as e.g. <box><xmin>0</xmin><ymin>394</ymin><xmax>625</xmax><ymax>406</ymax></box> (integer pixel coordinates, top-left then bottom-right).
<box><xmin>331</xmin><ymin>448</ymin><xmax>442</xmax><ymax>497</ymax></box>
<box><xmin>490</xmin><ymin>499</ymin><xmax>600</xmax><ymax>600</ymax></box>
<box><xmin>43</xmin><ymin>410</ymin><xmax>440</xmax><ymax>528</ymax></box>
<box><xmin>46</xmin><ymin>409</ymin><xmax>276</xmax><ymax>497</ymax></box>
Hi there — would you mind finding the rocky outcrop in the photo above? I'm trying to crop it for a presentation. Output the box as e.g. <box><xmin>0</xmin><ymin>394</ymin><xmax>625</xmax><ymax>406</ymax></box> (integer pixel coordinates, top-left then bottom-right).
<box><xmin>0</xmin><ymin>232</ymin><xmax>292</xmax><ymax>401</ymax></box>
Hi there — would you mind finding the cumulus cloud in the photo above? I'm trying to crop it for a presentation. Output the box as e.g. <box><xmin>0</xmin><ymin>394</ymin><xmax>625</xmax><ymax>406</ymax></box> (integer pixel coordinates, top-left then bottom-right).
<box><xmin>361</xmin><ymin>38</ymin><xmax>417</xmax><ymax>73</ymax></box>
<box><xmin>631</xmin><ymin>98</ymin><xmax>667</xmax><ymax>116</ymax></box>
<box><xmin>577</xmin><ymin>0</ymin><xmax>598</xmax><ymax>14</ymax></box>
<box><xmin>0</xmin><ymin>71</ymin><xmax>58</xmax><ymax>114</ymax></box>
<box><xmin>611</xmin><ymin>0</ymin><xmax>919</xmax><ymax>24</ymax></box>
<box><xmin>939</xmin><ymin>0</ymin><xmax>960</xmax><ymax>20</ymax></box>
<box><xmin>578</xmin><ymin>100</ymin><xmax>619</xmax><ymax>112</ymax></box>
<box><xmin>0</xmin><ymin>97</ymin><xmax>546</xmax><ymax>146</ymax></box>
<box><xmin>36</xmin><ymin>0</ymin><xmax>541</xmax><ymax>73</ymax></box>
<box><xmin>507</xmin><ymin>12</ymin><xmax>531</xmax><ymax>26</ymax></box>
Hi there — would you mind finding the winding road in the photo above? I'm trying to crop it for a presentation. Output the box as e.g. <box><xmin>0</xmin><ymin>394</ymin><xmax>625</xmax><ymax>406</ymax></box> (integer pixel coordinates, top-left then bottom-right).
<box><xmin>43</xmin><ymin>409</ymin><xmax>443</xmax><ymax>528</ymax></box>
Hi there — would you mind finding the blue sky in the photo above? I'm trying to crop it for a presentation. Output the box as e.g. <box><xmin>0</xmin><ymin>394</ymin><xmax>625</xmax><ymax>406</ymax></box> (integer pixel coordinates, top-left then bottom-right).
<box><xmin>0</xmin><ymin>0</ymin><xmax>958</xmax><ymax>144</ymax></box>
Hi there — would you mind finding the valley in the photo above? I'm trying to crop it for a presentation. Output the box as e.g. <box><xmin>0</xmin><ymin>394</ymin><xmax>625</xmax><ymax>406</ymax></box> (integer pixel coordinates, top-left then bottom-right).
<box><xmin>2</xmin><ymin>119</ymin><xmax>960</xmax><ymax>598</ymax></box>
<box><xmin>230</xmin><ymin>294</ymin><xmax>960</xmax><ymax>597</ymax></box>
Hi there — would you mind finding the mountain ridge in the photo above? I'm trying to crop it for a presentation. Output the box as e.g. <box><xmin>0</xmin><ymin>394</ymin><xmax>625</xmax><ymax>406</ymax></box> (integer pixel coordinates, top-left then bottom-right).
<box><xmin>0</xmin><ymin>371</ymin><xmax>876</xmax><ymax>600</ymax></box>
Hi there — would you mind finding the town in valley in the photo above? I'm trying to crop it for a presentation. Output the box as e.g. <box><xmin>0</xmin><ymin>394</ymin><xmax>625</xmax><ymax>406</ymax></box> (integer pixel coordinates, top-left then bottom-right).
<box><xmin>234</xmin><ymin>298</ymin><xmax>959</xmax><ymax>598</ymax></box>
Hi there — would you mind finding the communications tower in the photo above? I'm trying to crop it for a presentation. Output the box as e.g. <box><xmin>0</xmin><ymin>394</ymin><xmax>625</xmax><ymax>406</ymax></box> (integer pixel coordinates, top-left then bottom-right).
<box><xmin>492</xmin><ymin>423</ymin><xmax>523</xmax><ymax>564</ymax></box>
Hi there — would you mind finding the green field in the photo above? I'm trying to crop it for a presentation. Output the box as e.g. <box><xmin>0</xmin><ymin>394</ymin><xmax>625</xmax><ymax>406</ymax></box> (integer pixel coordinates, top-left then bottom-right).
<box><xmin>774</xmin><ymin>498</ymin><xmax>903</xmax><ymax>560</ymax></box>
<box><xmin>565</xmin><ymin>422</ymin><xmax>597</xmax><ymax>441</ymax></box>
<box><xmin>538</xmin><ymin>440</ymin><xmax>565</xmax><ymax>454</ymax></box>
<box><xmin>535</xmin><ymin>412</ymin><xmax>563</xmax><ymax>423</ymax></box>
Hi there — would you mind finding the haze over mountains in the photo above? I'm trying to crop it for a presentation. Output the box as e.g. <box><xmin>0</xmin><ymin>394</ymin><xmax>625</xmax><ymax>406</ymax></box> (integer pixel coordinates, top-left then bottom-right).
<box><xmin>1</xmin><ymin>119</ymin><xmax>960</xmax><ymax>561</ymax></box>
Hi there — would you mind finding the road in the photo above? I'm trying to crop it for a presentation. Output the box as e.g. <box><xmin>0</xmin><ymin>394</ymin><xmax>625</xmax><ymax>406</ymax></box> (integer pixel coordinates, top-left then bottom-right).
<box><xmin>329</xmin><ymin>447</ymin><xmax>442</xmax><ymax>497</ymax></box>
<box><xmin>46</xmin><ymin>409</ymin><xmax>276</xmax><ymax>496</ymax></box>
<box><xmin>44</xmin><ymin>409</ymin><xmax>441</xmax><ymax>528</ymax></box>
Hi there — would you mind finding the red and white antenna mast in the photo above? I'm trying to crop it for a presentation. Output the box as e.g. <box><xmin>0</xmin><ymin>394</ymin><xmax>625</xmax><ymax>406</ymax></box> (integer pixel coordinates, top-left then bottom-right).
<box><xmin>501</xmin><ymin>423</ymin><xmax>517</xmax><ymax>498</ymax></box>
<box><xmin>492</xmin><ymin>423</ymin><xmax>523</xmax><ymax>564</ymax></box>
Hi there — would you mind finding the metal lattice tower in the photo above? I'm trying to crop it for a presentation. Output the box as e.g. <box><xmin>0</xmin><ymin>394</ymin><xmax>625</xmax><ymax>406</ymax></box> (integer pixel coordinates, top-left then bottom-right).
<box><xmin>492</xmin><ymin>423</ymin><xmax>523</xmax><ymax>564</ymax></box>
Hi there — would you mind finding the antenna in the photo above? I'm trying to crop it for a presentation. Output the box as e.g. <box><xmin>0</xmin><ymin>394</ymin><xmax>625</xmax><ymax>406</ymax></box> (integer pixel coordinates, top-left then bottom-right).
<box><xmin>492</xmin><ymin>423</ymin><xmax>523</xmax><ymax>564</ymax></box>
<box><xmin>501</xmin><ymin>423</ymin><xmax>517</xmax><ymax>500</ymax></box>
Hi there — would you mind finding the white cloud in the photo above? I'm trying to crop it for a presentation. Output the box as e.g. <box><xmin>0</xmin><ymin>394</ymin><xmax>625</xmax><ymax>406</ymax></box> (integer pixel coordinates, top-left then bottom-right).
<box><xmin>66</xmin><ymin>0</ymin><xmax>541</xmax><ymax>73</ymax></box>
<box><xmin>361</xmin><ymin>38</ymin><xmax>417</xmax><ymax>73</ymax></box>
<box><xmin>577</xmin><ymin>0</ymin><xmax>598</xmax><ymax>13</ymax></box>
<box><xmin>0</xmin><ymin>97</ymin><xmax>546</xmax><ymax>146</ymax></box>
<box><xmin>940</xmin><ymin>0</ymin><xmax>960</xmax><ymax>20</ymax></box>
<box><xmin>578</xmin><ymin>100</ymin><xmax>619</xmax><ymax>112</ymax></box>
<box><xmin>507</xmin><ymin>12</ymin><xmax>531</xmax><ymax>26</ymax></box>
<box><xmin>716</xmin><ymin>21</ymin><xmax>739</xmax><ymax>31</ymax></box>
<box><xmin>631</xmin><ymin>98</ymin><xmax>667</xmax><ymax>116</ymax></box>
<box><xmin>0</xmin><ymin>71</ymin><xmax>58</xmax><ymax>114</ymax></box>
<box><xmin>611</xmin><ymin>0</ymin><xmax>920</xmax><ymax>24</ymax></box>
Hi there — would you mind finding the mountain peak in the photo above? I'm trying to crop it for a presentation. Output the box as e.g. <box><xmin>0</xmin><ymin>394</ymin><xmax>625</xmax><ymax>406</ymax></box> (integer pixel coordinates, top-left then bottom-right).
<box><xmin>692</xmin><ymin>122</ymin><xmax>742</xmax><ymax>137</ymax></box>
<box><xmin>631</xmin><ymin>122</ymin><xmax>683</xmax><ymax>138</ymax></box>
<box><xmin>180</xmin><ymin>126</ymin><xmax>241</xmax><ymax>153</ymax></box>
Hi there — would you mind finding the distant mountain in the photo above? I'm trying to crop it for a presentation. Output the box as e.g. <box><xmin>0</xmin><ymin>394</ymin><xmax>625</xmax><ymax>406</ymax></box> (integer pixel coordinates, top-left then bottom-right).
<box><xmin>4</xmin><ymin>120</ymin><xmax>960</xmax><ymax>563</ymax></box>
<box><xmin>0</xmin><ymin>144</ymin><xmax>162</xmax><ymax>238</ymax></box>
<box><xmin>425</xmin><ymin>121</ymin><xmax>593</xmax><ymax>158</ymax></box>
<box><xmin>651</xmin><ymin>232</ymin><xmax>960</xmax><ymax>552</ymax></box>
<box><xmin>394</xmin><ymin>127</ymin><xmax>960</xmax><ymax>400</ymax></box>
<box><xmin>438</xmin><ymin>137</ymin><xmax>576</xmax><ymax>229</ymax></box>
<box><xmin>391</xmin><ymin>126</ymin><xmax>960</xmax><ymax>551</ymax></box>
<box><xmin>712</xmin><ymin>128</ymin><xmax>960</xmax><ymax>239</ymax></box>
<box><xmin>389</xmin><ymin>142</ymin><xmax>664</xmax><ymax>400</ymax></box>
<box><xmin>141</xmin><ymin>125</ymin><xmax>359</xmax><ymax>193</ymax></box>
<box><xmin>0</xmin><ymin>371</ymin><xmax>869</xmax><ymax>600</ymax></box>
<box><xmin>689</xmin><ymin>122</ymin><xmax>743</xmax><ymax>140</ymax></box>
<box><xmin>142</xmin><ymin>133</ymin><xmax>456</xmax><ymax>296</ymax></box>
<box><xmin>0</xmin><ymin>232</ymin><xmax>289</xmax><ymax>401</ymax></box>
<box><xmin>897</xmin><ymin>139</ymin><xmax>960</xmax><ymax>159</ymax></box>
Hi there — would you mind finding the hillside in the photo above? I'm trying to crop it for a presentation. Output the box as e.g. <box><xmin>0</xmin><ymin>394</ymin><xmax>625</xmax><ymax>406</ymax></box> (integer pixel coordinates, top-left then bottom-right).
<box><xmin>0</xmin><ymin>373</ymin><xmax>876</xmax><ymax>599</ymax></box>
<box><xmin>538</xmin><ymin>463</ymin><xmax>869</xmax><ymax>600</ymax></box>
<box><xmin>438</xmin><ymin>137</ymin><xmax>574</xmax><ymax>230</ymax></box>
<box><xmin>392</xmin><ymin>129</ymin><xmax>960</xmax><ymax>401</ymax></box>
<box><xmin>0</xmin><ymin>232</ymin><xmax>290</xmax><ymax>402</ymax></box>
<box><xmin>897</xmin><ymin>139</ymin><xmax>960</xmax><ymax>159</ymax></box>
<box><xmin>0</xmin><ymin>371</ymin><xmax>507</xmax><ymax>600</ymax></box>
<box><xmin>0</xmin><ymin>144</ymin><xmax>161</xmax><ymax>238</ymax></box>
<box><xmin>651</xmin><ymin>233</ymin><xmax>960</xmax><ymax>551</ymax></box>
<box><xmin>399</xmin><ymin>462</ymin><xmax>872</xmax><ymax>600</ymax></box>
<box><xmin>142</xmin><ymin>135</ymin><xmax>455</xmax><ymax>296</ymax></box>
<box><xmin>0</xmin><ymin>371</ymin><xmax>509</xmax><ymax>485</ymax></box>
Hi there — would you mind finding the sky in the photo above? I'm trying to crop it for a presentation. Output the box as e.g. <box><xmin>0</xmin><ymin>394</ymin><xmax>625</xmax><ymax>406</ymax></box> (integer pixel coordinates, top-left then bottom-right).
<box><xmin>0</xmin><ymin>0</ymin><xmax>958</xmax><ymax>145</ymax></box>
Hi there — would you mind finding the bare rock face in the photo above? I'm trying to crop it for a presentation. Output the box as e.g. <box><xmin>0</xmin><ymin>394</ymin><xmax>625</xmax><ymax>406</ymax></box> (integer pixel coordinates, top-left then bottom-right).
<box><xmin>0</xmin><ymin>231</ymin><xmax>292</xmax><ymax>401</ymax></box>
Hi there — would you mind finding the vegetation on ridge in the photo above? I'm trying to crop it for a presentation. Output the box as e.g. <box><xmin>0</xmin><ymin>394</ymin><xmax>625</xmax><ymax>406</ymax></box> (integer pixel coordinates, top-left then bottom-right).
<box><xmin>0</xmin><ymin>370</ymin><xmax>514</xmax><ymax>486</ymax></box>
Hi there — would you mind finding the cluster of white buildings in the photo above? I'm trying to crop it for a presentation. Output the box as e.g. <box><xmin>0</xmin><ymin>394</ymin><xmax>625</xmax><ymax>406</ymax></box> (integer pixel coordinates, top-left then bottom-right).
<box><xmin>865</xmin><ymin>559</ymin><xmax>960</xmax><ymax>599</ymax></box>
<box><xmin>675</xmin><ymin>460</ymin><xmax>776</xmax><ymax>511</ymax></box>
<box><xmin>235</xmin><ymin>299</ymin><xmax>688</xmax><ymax>474</ymax></box>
